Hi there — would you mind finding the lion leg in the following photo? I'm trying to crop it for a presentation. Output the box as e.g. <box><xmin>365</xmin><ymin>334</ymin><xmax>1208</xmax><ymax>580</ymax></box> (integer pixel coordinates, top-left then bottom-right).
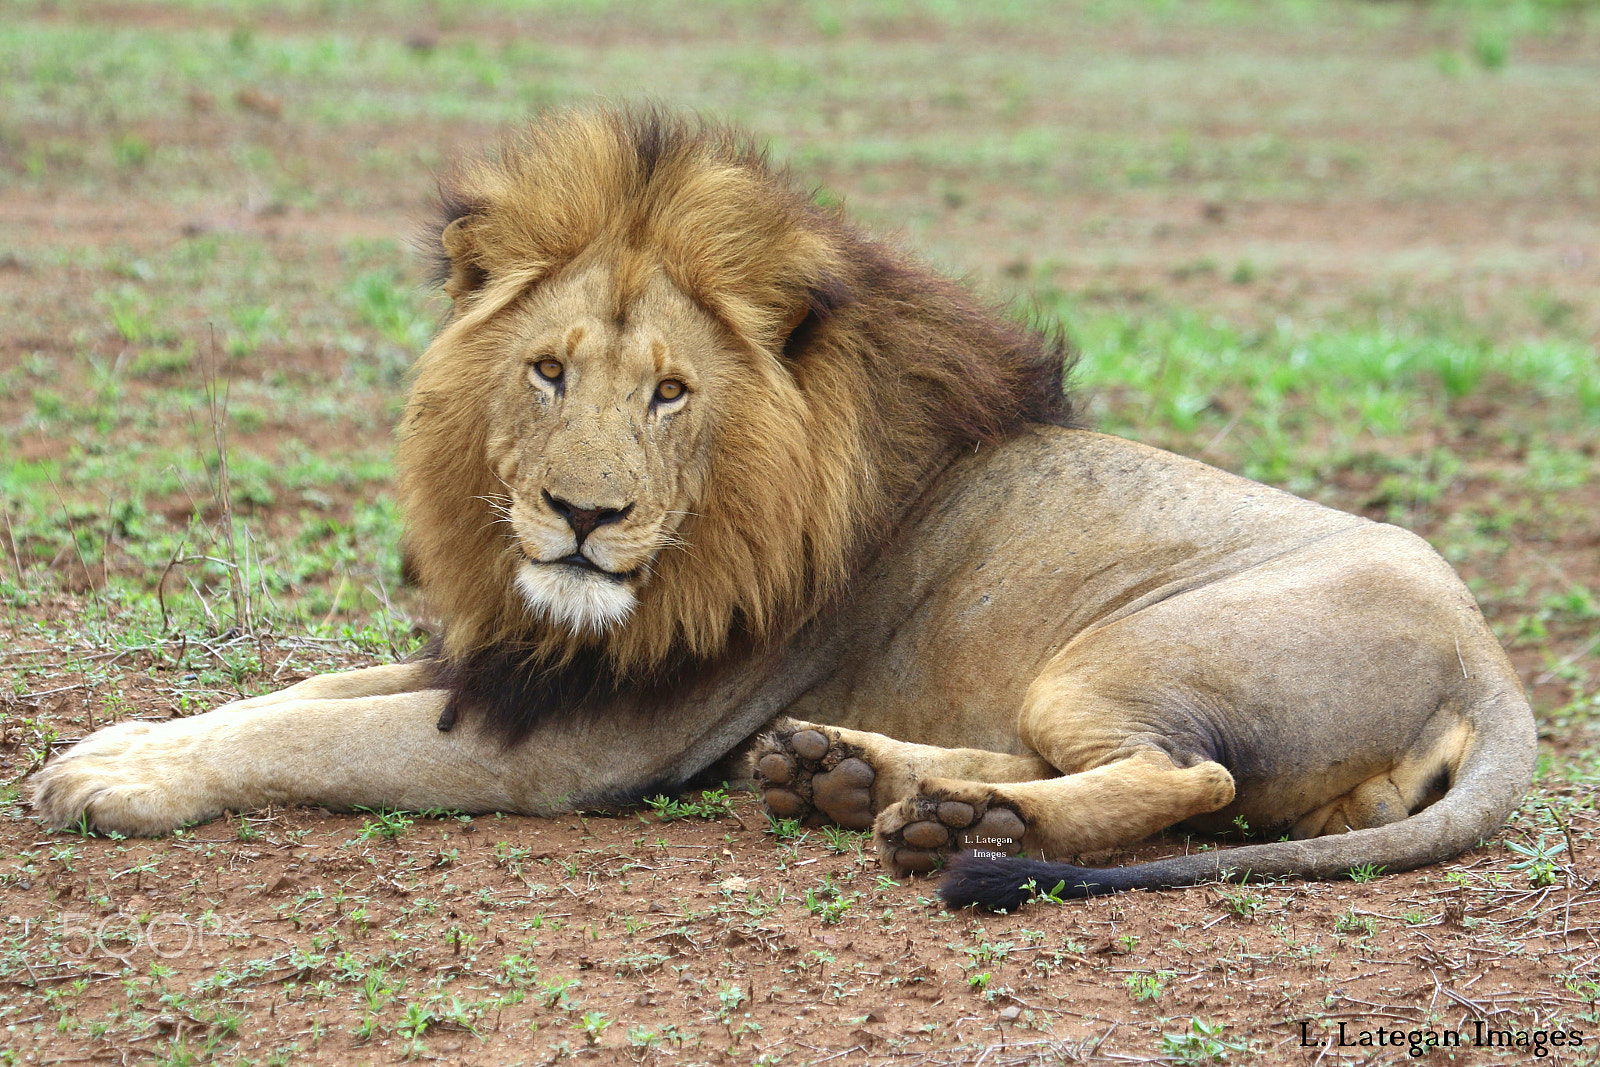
<box><xmin>751</xmin><ymin>719</ymin><xmax>1053</xmax><ymax>831</ymax></box>
<box><xmin>1290</xmin><ymin>775</ymin><xmax>1408</xmax><ymax>838</ymax></box>
<box><xmin>874</xmin><ymin>749</ymin><xmax>1235</xmax><ymax>875</ymax></box>
<box><xmin>214</xmin><ymin>662</ymin><xmax>435</xmax><ymax>713</ymax></box>
<box><xmin>27</xmin><ymin>688</ymin><xmax>529</xmax><ymax>836</ymax></box>
<box><xmin>873</xmin><ymin>661</ymin><xmax>1240</xmax><ymax>875</ymax></box>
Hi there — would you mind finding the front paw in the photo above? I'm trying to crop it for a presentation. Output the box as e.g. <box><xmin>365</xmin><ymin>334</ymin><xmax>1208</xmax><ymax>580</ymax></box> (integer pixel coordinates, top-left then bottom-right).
<box><xmin>750</xmin><ymin>722</ymin><xmax>880</xmax><ymax>830</ymax></box>
<box><xmin>28</xmin><ymin>719</ymin><xmax>227</xmax><ymax>836</ymax></box>
<box><xmin>874</xmin><ymin>779</ymin><xmax>1028</xmax><ymax>877</ymax></box>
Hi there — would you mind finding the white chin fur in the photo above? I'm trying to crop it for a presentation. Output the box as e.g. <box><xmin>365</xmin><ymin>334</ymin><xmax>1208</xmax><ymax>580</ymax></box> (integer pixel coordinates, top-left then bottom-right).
<box><xmin>515</xmin><ymin>563</ymin><xmax>637</xmax><ymax>634</ymax></box>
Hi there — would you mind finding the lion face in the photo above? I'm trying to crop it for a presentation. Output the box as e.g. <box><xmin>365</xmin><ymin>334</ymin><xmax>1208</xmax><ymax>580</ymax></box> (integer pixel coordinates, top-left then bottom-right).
<box><xmin>399</xmin><ymin>107</ymin><xmax>1070</xmax><ymax>678</ymax></box>
<box><xmin>480</xmin><ymin>261</ymin><xmax>731</xmax><ymax>635</ymax></box>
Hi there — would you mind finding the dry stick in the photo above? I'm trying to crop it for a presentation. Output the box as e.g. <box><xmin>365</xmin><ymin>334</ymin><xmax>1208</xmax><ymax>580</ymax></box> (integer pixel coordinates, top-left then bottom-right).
<box><xmin>46</xmin><ymin>475</ymin><xmax>103</xmax><ymax>626</ymax></box>
<box><xmin>246</xmin><ymin>524</ymin><xmax>280</xmax><ymax>626</ymax></box>
<box><xmin>1199</xmin><ymin>411</ymin><xmax>1242</xmax><ymax>459</ymax></box>
<box><xmin>370</xmin><ymin>569</ymin><xmax>401</xmax><ymax>659</ymax></box>
<box><xmin>98</xmin><ymin>490</ymin><xmax>114</xmax><ymax>604</ymax></box>
<box><xmin>1</xmin><ymin>494</ymin><xmax>26</xmax><ymax>582</ymax></box>
<box><xmin>12</xmin><ymin>683</ymin><xmax>94</xmax><ymax>702</ymax></box>
<box><xmin>1438</xmin><ymin>984</ymin><xmax>1500</xmax><ymax>1019</ymax></box>
<box><xmin>43</xmin><ymin>478</ymin><xmax>109</xmax><ymax>736</ymax></box>
<box><xmin>318</xmin><ymin>573</ymin><xmax>349</xmax><ymax>631</ymax></box>
<box><xmin>155</xmin><ymin>538</ymin><xmax>189</xmax><ymax>635</ymax></box>
<box><xmin>1545</xmin><ymin>802</ymin><xmax>1585</xmax><ymax>888</ymax></box>
<box><xmin>204</xmin><ymin>324</ymin><xmax>244</xmax><ymax>631</ymax></box>
<box><xmin>184</xmin><ymin>574</ymin><xmax>220</xmax><ymax>632</ymax></box>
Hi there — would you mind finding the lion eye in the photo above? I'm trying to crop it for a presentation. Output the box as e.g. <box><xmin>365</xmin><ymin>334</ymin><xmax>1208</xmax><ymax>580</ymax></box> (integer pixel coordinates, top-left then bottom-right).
<box><xmin>533</xmin><ymin>359</ymin><xmax>564</xmax><ymax>383</ymax></box>
<box><xmin>654</xmin><ymin>379</ymin><xmax>686</xmax><ymax>403</ymax></box>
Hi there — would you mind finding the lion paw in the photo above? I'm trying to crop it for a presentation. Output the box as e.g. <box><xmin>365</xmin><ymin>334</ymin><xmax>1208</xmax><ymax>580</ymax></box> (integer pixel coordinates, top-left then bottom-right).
<box><xmin>751</xmin><ymin>723</ymin><xmax>879</xmax><ymax>831</ymax></box>
<box><xmin>28</xmin><ymin>719</ymin><xmax>225</xmax><ymax>836</ymax></box>
<box><xmin>875</xmin><ymin>781</ymin><xmax>1028</xmax><ymax>877</ymax></box>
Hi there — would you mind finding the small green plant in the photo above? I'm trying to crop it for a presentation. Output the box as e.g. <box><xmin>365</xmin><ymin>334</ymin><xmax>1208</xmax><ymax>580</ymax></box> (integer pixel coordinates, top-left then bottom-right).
<box><xmin>1346</xmin><ymin>863</ymin><xmax>1385</xmax><ymax>884</ymax></box>
<box><xmin>1505</xmin><ymin>834</ymin><xmax>1566</xmax><ymax>888</ymax></box>
<box><xmin>541</xmin><ymin>975</ymin><xmax>580</xmax><ymax>1009</ymax></box>
<box><xmin>395</xmin><ymin>1002</ymin><xmax>435</xmax><ymax>1040</ymax></box>
<box><xmin>715</xmin><ymin>982</ymin><xmax>747</xmax><ymax>1018</ymax></box>
<box><xmin>574</xmin><ymin>1011</ymin><xmax>609</xmax><ymax>1045</ymax></box>
<box><xmin>644</xmin><ymin>788</ymin><xmax>734</xmax><ymax>820</ymax></box>
<box><xmin>819</xmin><ymin>825</ymin><xmax>866</xmax><ymax>854</ymax></box>
<box><xmin>1216</xmin><ymin>885</ymin><xmax>1265</xmax><ymax>918</ymax></box>
<box><xmin>1123</xmin><ymin>970</ymin><xmax>1171</xmax><ymax>1002</ymax></box>
<box><xmin>804</xmin><ymin>879</ymin><xmax>854</xmax><ymax>924</ymax></box>
<box><xmin>492</xmin><ymin>841</ymin><xmax>532</xmax><ymax>870</ymax></box>
<box><xmin>355</xmin><ymin>807</ymin><xmax>415</xmax><ymax>840</ymax></box>
<box><xmin>964</xmin><ymin>940</ymin><xmax>1013</xmax><ymax>966</ymax></box>
<box><xmin>627</xmin><ymin>1026</ymin><xmax>662</xmax><ymax>1050</ymax></box>
<box><xmin>765</xmin><ymin>812</ymin><xmax>806</xmax><ymax>840</ymax></box>
<box><xmin>1335</xmin><ymin>907</ymin><xmax>1377</xmax><ymax>937</ymax></box>
<box><xmin>1022</xmin><ymin>876</ymin><xmax>1069</xmax><ymax>904</ymax></box>
<box><xmin>1471</xmin><ymin>28</ymin><xmax>1509</xmax><ymax>71</ymax></box>
<box><xmin>1160</xmin><ymin>1017</ymin><xmax>1247</xmax><ymax>1064</ymax></box>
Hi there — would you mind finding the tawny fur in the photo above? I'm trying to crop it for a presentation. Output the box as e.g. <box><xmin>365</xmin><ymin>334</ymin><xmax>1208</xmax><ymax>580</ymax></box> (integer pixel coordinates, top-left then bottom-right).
<box><xmin>28</xmin><ymin>108</ymin><xmax>1533</xmax><ymax>908</ymax></box>
<box><xmin>399</xmin><ymin>106</ymin><xmax>1069</xmax><ymax>676</ymax></box>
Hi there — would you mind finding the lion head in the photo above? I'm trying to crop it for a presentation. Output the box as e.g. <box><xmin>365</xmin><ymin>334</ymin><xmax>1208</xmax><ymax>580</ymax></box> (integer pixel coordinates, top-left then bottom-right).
<box><xmin>398</xmin><ymin>106</ymin><xmax>1074</xmax><ymax>739</ymax></box>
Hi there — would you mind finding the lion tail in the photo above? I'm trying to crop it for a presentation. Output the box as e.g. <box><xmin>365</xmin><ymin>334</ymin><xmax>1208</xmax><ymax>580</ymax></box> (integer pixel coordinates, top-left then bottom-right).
<box><xmin>939</xmin><ymin>684</ymin><xmax>1537</xmax><ymax>911</ymax></box>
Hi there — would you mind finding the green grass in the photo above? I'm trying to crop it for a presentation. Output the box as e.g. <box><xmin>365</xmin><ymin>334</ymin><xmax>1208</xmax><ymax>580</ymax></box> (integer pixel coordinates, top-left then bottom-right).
<box><xmin>1046</xmin><ymin>300</ymin><xmax>1600</xmax><ymax>481</ymax></box>
<box><xmin>5</xmin><ymin>2</ymin><xmax>1596</xmax><ymax>207</ymax></box>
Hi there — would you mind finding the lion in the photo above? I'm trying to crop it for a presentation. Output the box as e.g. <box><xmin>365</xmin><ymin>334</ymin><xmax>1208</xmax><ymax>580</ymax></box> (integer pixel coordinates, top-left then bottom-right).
<box><xmin>29</xmin><ymin>106</ymin><xmax>1535</xmax><ymax>910</ymax></box>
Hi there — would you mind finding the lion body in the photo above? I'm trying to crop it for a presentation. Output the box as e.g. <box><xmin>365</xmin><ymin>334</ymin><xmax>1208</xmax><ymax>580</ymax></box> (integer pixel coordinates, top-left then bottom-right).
<box><xmin>31</xmin><ymin>108</ymin><xmax>1535</xmax><ymax>904</ymax></box>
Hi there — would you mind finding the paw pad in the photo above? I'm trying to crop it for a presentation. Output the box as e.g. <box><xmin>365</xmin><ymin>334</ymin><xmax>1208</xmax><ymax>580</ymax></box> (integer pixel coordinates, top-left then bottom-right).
<box><xmin>751</xmin><ymin>726</ymin><xmax>878</xmax><ymax>830</ymax></box>
<box><xmin>881</xmin><ymin>794</ymin><xmax>1027</xmax><ymax>876</ymax></box>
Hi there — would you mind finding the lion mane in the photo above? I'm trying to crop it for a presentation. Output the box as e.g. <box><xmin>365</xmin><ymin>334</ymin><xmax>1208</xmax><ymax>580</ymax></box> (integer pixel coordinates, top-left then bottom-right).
<box><xmin>396</xmin><ymin>106</ymin><xmax>1076</xmax><ymax>743</ymax></box>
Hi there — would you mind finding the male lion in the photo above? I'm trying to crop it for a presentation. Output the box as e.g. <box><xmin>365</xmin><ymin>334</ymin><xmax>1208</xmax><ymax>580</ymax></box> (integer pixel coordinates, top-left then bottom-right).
<box><xmin>31</xmin><ymin>106</ymin><xmax>1535</xmax><ymax>910</ymax></box>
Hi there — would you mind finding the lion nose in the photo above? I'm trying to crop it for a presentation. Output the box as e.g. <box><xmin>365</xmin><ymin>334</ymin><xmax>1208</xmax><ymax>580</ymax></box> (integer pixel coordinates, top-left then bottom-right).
<box><xmin>541</xmin><ymin>490</ymin><xmax>633</xmax><ymax>547</ymax></box>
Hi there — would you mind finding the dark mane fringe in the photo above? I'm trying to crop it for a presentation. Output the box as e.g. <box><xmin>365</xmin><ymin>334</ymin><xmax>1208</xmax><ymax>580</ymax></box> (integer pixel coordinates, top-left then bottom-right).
<box><xmin>819</xmin><ymin>242</ymin><xmax>1078</xmax><ymax>444</ymax></box>
<box><xmin>428</xmin><ymin>622</ymin><xmax>772</xmax><ymax>750</ymax></box>
<box><xmin>428</xmin><ymin>643</ymin><xmax>701</xmax><ymax>746</ymax></box>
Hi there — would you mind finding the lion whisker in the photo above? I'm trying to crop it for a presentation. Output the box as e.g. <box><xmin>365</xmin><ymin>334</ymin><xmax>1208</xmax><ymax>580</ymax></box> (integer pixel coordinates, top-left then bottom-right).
<box><xmin>652</xmin><ymin>534</ymin><xmax>694</xmax><ymax>558</ymax></box>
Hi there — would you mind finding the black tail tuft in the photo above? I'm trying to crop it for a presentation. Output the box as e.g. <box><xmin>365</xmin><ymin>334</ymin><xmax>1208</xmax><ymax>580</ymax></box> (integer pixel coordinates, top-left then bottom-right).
<box><xmin>939</xmin><ymin>854</ymin><xmax>1136</xmax><ymax>911</ymax></box>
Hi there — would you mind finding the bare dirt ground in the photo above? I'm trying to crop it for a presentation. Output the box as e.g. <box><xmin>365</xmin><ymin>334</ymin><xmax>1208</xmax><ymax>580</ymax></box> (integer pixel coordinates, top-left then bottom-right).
<box><xmin>2</xmin><ymin>2</ymin><xmax>1598</xmax><ymax>1065</ymax></box>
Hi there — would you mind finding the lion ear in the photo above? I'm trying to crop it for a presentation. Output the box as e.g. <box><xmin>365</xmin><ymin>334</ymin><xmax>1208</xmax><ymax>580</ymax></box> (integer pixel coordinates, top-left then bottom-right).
<box><xmin>778</xmin><ymin>276</ymin><xmax>852</xmax><ymax>360</ymax></box>
<box><xmin>777</xmin><ymin>298</ymin><xmax>813</xmax><ymax>347</ymax></box>
<box><xmin>438</xmin><ymin>216</ymin><xmax>488</xmax><ymax>301</ymax></box>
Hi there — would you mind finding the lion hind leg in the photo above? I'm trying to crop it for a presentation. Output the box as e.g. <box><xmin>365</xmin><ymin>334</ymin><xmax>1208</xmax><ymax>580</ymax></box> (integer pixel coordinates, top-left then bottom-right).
<box><xmin>1290</xmin><ymin>775</ymin><xmax>1415</xmax><ymax>838</ymax></box>
<box><xmin>874</xmin><ymin>749</ymin><xmax>1236</xmax><ymax>877</ymax></box>
<box><xmin>751</xmin><ymin>719</ymin><xmax>1052</xmax><ymax>831</ymax></box>
<box><xmin>1291</xmin><ymin>717</ymin><xmax>1471</xmax><ymax>839</ymax></box>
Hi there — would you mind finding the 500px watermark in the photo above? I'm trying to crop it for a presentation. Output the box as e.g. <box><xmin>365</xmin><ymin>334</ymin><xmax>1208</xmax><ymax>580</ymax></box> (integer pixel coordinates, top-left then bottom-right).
<box><xmin>53</xmin><ymin>911</ymin><xmax>245</xmax><ymax>961</ymax></box>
